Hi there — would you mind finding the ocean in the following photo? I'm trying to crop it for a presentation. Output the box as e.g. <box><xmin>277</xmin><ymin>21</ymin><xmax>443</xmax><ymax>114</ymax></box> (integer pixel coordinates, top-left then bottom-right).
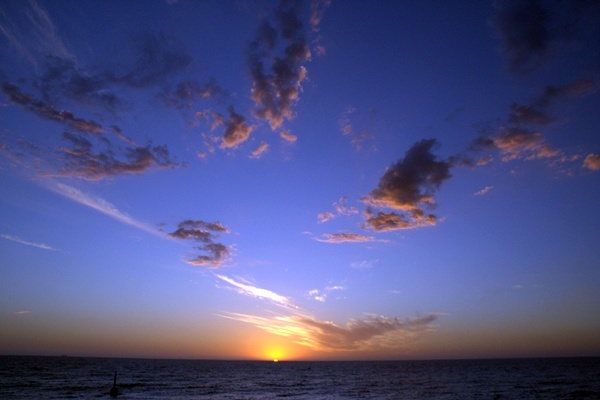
<box><xmin>1</xmin><ymin>356</ymin><xmax>599</xmax><ymax>399</ymax></box>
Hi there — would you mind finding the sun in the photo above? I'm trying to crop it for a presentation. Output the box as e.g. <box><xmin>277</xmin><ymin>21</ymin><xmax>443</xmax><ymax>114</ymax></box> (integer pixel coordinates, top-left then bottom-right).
<box><xmin>266</xmin><ymin>348</ymin><xmax>285</xmax><ymax>362</ymax></box>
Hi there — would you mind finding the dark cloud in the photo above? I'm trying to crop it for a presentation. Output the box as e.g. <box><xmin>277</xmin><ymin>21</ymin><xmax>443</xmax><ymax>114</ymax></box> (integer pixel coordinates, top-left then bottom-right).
<box><xmin>107</xmin><ymin>32</ymin><xmax>192</xmax><ymax>89</ymax></box>
<box><xmin>168</xmin><ymin>220</ymin><xmax>230</xmax><ymax>267</ymax></box>
<box><xmin>2</xmin><ymin>81</ymin><xmax>180</xmax><ymax>179</ymax></box>
<box><xmin>247</xmin><ymin>0</ymin><xmax>311</xmax><ymax>130</ymax></box>
<box><xmin>362</xmin><ymin>139</ymin><xmax>451</xmax><ymax>231</ymax></box>
<box><xmin>2</xmin><ymin>82</ymin><xmax>104</xmax><ymax>134</ymax></box>
<box><xmin>491</xmin><ymin>0</ymin><xmax>600</xmax><ymax>75</ymax></box>
<box><xmin>469</xmin><ymin>79</ymin><xmax>596</xmax><ymax>163</ymax></box>
<box><xmin>40</xmin><ymin>56</ymin><xmax>123</xmax><ymax>111</ymax></box>
<box><xmin>59</xmin><ymin>134</ymin><xmax>180</xmax><ymax>180</ymax></box>
<box><xmin>158</xmin><ymin>78</ymin><xmax>227</xmax><ymax>110</ymax></box>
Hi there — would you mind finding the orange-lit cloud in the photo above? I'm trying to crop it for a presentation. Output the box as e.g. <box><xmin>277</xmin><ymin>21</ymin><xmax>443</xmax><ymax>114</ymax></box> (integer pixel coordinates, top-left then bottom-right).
<box><xmin>250</xmin><ymin>141</ymin><xmax>269</xmax><ymax>159</ymax></box>
<box><xmin>222</xmin><ymin>312</ymin><xmax>439</xmax><ymax>353</ymax></box>
<box><xmin>583</xmin><ymin>154</ymin><xmax>600</xmax><ymax>171</ymax></box>
<box><xmin>362</xmin><ymin>139</ymin><xmax>451</xmax><ymax>231</ymax></box>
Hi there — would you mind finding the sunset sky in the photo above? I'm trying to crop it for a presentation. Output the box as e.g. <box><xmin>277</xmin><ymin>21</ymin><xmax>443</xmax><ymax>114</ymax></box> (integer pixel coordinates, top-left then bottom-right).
<box><xmin>1</xmin><ymin>0</ymin><xmax>599</xmax><ymax>361</ymax></box>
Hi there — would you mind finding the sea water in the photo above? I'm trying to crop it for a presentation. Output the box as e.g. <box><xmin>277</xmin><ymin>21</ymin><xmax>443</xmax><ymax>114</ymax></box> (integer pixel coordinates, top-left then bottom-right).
<box><xmin>1</xmin><ymin>356</ymin><xmax>599</xmax><ymax>399</ymax></box>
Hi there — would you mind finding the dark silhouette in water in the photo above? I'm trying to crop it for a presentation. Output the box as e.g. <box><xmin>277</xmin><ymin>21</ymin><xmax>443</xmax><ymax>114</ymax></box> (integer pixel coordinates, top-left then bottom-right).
<box><xmin>110</xmin><ymin>372</ymin><xmax>118</xmax><ymax>397</ymax></box>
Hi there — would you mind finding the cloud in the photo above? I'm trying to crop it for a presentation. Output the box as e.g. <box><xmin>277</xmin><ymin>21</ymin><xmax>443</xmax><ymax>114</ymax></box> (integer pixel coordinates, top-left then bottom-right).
<box><xmin>474</xmin><ymin>186</ymin><xmax>494</xmax><ymax>196</ymax></box>
<box><xmin>59</xmin><ymin>133</ymin><xmax>180</xmax><ymax>180</ymax></box>
<box><xmin>350</xmin><ymin>259</ymin><xmax>378</xmax><ymax>270</ymax></box>
<box><xmin>338</xmin><ymin>106</ymin><xmax>376</xmax><ymax>151</ymax></box>
<box><xmin>491</xmin><ymin>0</ymin><xmax>600</xmax><ymax>75</ymax></box>
<box><xmin>45</xmin><ymin>181</ymin><xmax>159</xmax><ymax>236</ymax></box>
<box><xmin>158</xmin><ymin>78</ymin><xmax>227</xmax><ymax>110</ymax></box>
<box><xmin>223</xmin><ymin>312</ymin><xmax>439</xmax><ymax>352</ymax></box>
<box><xmin>107</xmin><ymin>32</ymin><xmax>192</xmax><ymax>89</ymax></box>
<box><xmin>1</xmin><ymin>234</ymin><xmax>56</xmax><ymax>251</ymax></box>
<box><xmin>317</xmin><ymin>196</ymin><xmax>358</xmax><ymax>223</ymax></box>
<box><xmin>220</xmin><ymin>106</ymin><xmax>253</xmax><ymax>148</ymax></box>
<box><xmin>0</xmin><ymin>0</ymin><xmax>74</xmax><ymax>69</ymax></box>
<box><xmin>215</xmin><ymin>274</ymin><xmax>293</xmax><ymax>307</ymax></box>
<box><xmin>308</xmin><ymin>285</ymin><xmax>344</xmax><ymax>302</ymax></box>
<box><xmin>280</xmin><ymin>129</ymin><xmax>297</xmax><ymax>142</ymax></box>
<box><xmin>247</xmin><ymin>0</ymin><xmax>312</xmax><ymax>131</ymax></box>
<box><xmin>362</xmin><ymin>139</ymin><xmax>451</xmax><ymax>231</ymax></box>
<box><xmin>250</xmin><ymin>141</ymin><xmax>269</xmax><ymax>159</ymax></box>
<box><xmin>583</xmin><ymin>154</ymin><xmax>600</xmax><ymax>171</ymax></box>
<box><xmin>2</xmin><ymin>82</ymin><xmax>180</xmax><ymax>180</ymax></box>
<box><xmin>2</xmin><ymin>83</ymin><xmax>104</xmax><ymax>134</ymax></box>
<box><xmin>169</xmin><ymin>220</ymin><xmax>231</xmax><ymax>267</ymax></box>
<box><xmin>314</xmin><ymin>232</ymin><xmax>378</xmax><ymax>244</ymax></box>
<box><xmin>468</xmin><ymin>79</ymin><xmax>597</xmax><ymax>167</ymax></box>
<box><xmin>317</xmin><ymin>211</ymin><xmax>335</xmax><ymax>223</ymax></box>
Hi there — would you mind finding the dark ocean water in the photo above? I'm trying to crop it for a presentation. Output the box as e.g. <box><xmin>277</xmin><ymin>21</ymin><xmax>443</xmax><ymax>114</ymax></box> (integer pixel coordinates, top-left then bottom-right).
<box><xmin>1</xmin><ymin>356</ymin><xmax>599</xmax><ymax>399</ymax></box>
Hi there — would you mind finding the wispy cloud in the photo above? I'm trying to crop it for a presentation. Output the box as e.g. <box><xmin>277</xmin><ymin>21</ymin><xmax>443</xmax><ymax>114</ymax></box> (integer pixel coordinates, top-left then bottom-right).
<box><xmin>338</xmin><ymin>106</ymin><xmax>376</xmax><ymax>151</ymax></box>
<box><xmin>0</xmin><ymin>0</ymin><xmax>74</xmax><ymax>69</ymax></box>
<box><xmin>474</xmin><ymin>186</ymin><xmax>494</xmax><ymax>196</ymax></box>
<box><xmin>250</xmin><ymin>141</ymin><xmax>269</xmax><ymax>159</ymax></box>
<box><xmin>351</xmin><ymin>259</ymin><xmax>377</xmax><ymax>270</ymax></box>
<box><xmin>222</xmin><ymin>312</ymin><xmax>439</xmax><ymax>352</ymax></box>
<box><xmin>215</xmin><ymin>274</ymin><xmax>293</xmax><ymax>307</ymax></box>
<box><xmin>45</xmin><ymin>181</ymin><xmax>159</xmax><ymax>236</ymax></box>
<box><xmin>314</xmin><ymin>232</ymin><xmax>379</xmax><ymax>244</ymax></box>
<box><xmin>1</xmin><ymin>234</ymin><xmax>56</xmax><ymax>251</ymax></box>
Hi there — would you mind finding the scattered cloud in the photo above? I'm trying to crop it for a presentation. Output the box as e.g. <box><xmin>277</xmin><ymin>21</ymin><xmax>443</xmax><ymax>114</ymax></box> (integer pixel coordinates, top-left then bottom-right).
<box><xmin>338</xmin><ymin>106</ymin><xmax>376</xmax><ymax>151</ymax></box>
<box><xmin>314</xmin><ymin>232</ymin><xmax>378</xmax><ymax>244</ymax></box>
<box><xmin>317</xmin><ymin>196</ymin><xmax>358</xmax><ymax>223</ymax></box>
<box><xmin>474</xmin><ymin>186</ymin><xmax>494</xmax><ymax>196</ymax></box>
<box><xmin>280</xmin><ymin>129</ymin><xmax>297</xmax><ymax>142</ymax></box>
<box><xmin>308</xmin><ymin>284</ymin><xmax>345</xmax><ymax>302</ymax></box>
<box><xmin>1</xmin><ymin>234</ymin><xmax>56</xmax><ymax>251</ymax></box>
<box><xmin>2</xmin><ymin>82</ymin><xmax>104</xmax><ymax>134</ymax></box>
<box><xmin>250</xmin><ymin>141</ymin><xmax>269</xmax><ymax>159</ymax></box>
<box><xmin>158</xmin><ymin>78</ymin><xmax>227</xmax><ymax>110</ymax></box>
<box><xmin>468</xmin><ymin>79</ymin><xmax>597</xmax><ymax>168</ymax></box>
<box><xmin>317</xmin><ymin>211</ymin><xmax>335</xmax><ymax>224</ymax></box>
<box><xmin>362</xmin><ymin>139</ymin><xmax>451</xmax><ymax>231</ymax></box>
<box><xmin>583</xmin><ymin>153</ymin><xmax>600</xmax><ymax>171</ymax></box>
<box><xmin>215</xmin><ymin>274</ymin><xmax>293</xmax><ymax>308</ymax></box>
<box><xmin>220</xmin><ymin>106</ymin><xmax>253</xmax><ymax>149</ymax></box>
<box><xmin>247</xmin><ymin>0</ymin><xmax>312</xmax><ymax>131</ymax></box>
<box><xmin>12</xmin><ymin>310</ymin><xmax>32</xmax><ymax>315</ymax></box>
<box><xmin>2</xmin><ymin>82</ymin><xmax>180</xmax><ymax>180</ymax></box>
<box><xmin>169</xmin><ymin>220</ymin><xmax>231</xmax><ymax>267</ymax></box>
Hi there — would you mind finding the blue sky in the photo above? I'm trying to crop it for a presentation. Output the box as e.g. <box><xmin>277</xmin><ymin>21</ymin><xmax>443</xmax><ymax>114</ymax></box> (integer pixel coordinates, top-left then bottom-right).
<box><xmin>1</xmin><ymin>0</ymin><xmax>599</xmax><ymax>360</ymax></box>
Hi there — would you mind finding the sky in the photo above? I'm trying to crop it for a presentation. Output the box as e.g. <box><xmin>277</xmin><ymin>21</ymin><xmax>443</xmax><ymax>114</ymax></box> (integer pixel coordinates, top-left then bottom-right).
<box><xmin>1</xmin><ymin>0</ymin><xmax>599</xmax><ymax>361</ymax></box>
